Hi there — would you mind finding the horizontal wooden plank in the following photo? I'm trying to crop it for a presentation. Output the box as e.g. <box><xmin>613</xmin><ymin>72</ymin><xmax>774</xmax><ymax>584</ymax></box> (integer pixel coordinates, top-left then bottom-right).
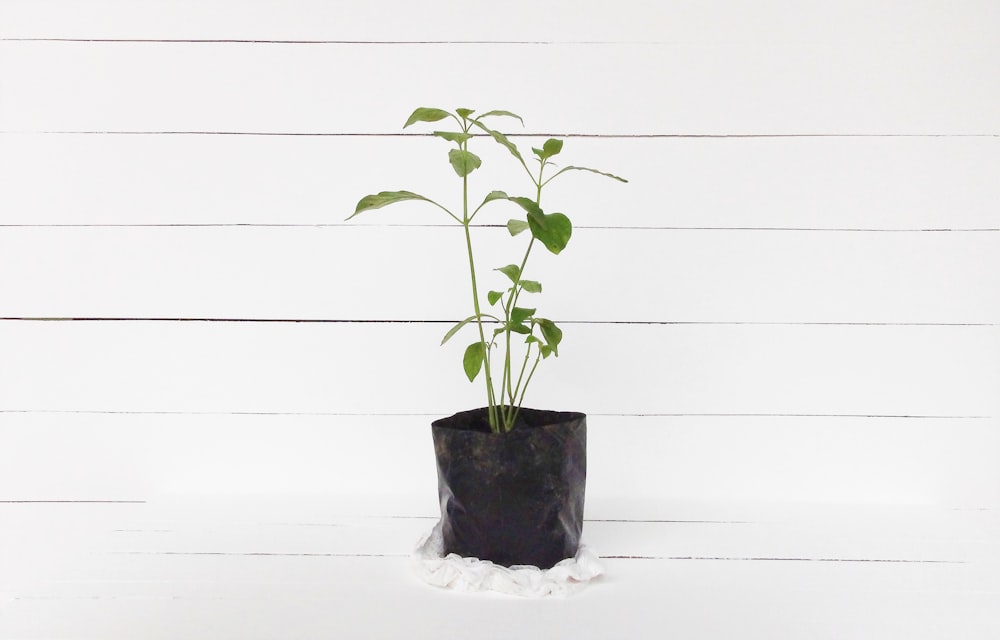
<box><xmin>1</xmin><ymin>40</ymin><xmax>996</xmax><ymax>134</ymax></box>
<box><xmin>2</xmin><ymin>500</ymin><xmax>998</xmax><ymax>639</ymax></box>
<box><xmin>1</xmin><ymin>134</ymin><xmax>997</xmax><ymax>229</ymax></box>
<box><xmin>8</xmin><ymin>562</ymin><xmax>999</xmax><ymax>640</ymax></box>
<box><xmin>103</xmin><ymin>506</ymin><xmax>1000</xmax><ymax>562</ymax></box>
<box><xmin>4</xmin><ymin>559</ymin><xmax>997</xmax><ymax>639</ymax></box>
<box><xmin>2</xmin><ymin>413</ymin><xmax>998</xmax><ymax>507</ymax></box>
<box><xmin>2</xmin><ymin>0</ymin><xmax>995</xmax><ymax>44</ymax></box>
<box><xmin>1</xmin><ymin>321</ymin><xmax>996</xmax><ymax>416</ymax></box>
<box><xmin>4</xmin><ymin>501</ymin><xmax>998</xmax><ymax>571</ymax></box>
<box><xmin>2</xmin><ymin>226</ymin><xmax>997</xmax><ymax>323</ymax></box>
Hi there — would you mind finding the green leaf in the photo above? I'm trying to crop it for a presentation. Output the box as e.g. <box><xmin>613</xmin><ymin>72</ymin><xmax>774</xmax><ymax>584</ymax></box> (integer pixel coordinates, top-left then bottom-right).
<box><xmin>525</xmin><ymin>335</ymin><xmax>541</xmax><ymax>345</ymax></box>
<box><xmin>487</xmin><ymin>290</ymin><xmax>505</xmax><ymax>306</ymax></box>
<box><xmin>507</xmin><ymin>218</ymin><xmax>529</xmax><ymax>236</ymax></box>
<box><xmin>507</xmin><ymin>322</ymin><xmax>531</xmax><ymax>335</ymax></box>
<box><xmin>542</xmin><ymin>138</ymin><xmax>564</xmax><ymax>158</ymax></box>
<box><xmin>548</xmin><ymin>165</ymin><xmax>628</xmax><ymax>183</ymax></box>
<box><xmin>531</xmin><ymin>139</ymin><xmax>564</xmax><ymax>161</ymax></box>
<box><xmin>463</xmin><ymin>342</ymin><xmax>486</xmax><ymax>382</ymax></box>
<box><xmin>527</xmin><ymin>209</ymin><xmax>573</xmax><ymax>254</ymax></box>
<box><xmin>448</xmin><ymin>149</ymin><xmax>482</xmax><ymax>177</ymax></box>
<box><xmin>348</xmin><ymin>190</ymin><xmax>431</xmax><ymax>220</ymax></box>
<box><xmin>508</xmin><ymin>198</ymin><xmax>572</xmax><ymax>253</ymax></box>
<box><xmin>455</xmin><ymin>108</ymin><xmax>475</xmax><ymax>119</ymax></box>
<box><xmin>519</xmin><ymin>279</ymin><xmax>542</xmax><ymax>293</ymax></box>
<box><xmin>479</xmin><ymin>190</ymin><xmax>509</xmax><ymax>207</ymax></box>
<box><xmin>404</xmin><ymin>107</ymin><xmax>452</xmax><ymax>128</ymax></box>
<box><xmin>539</xmin><ymin>344</ymin><xmax>554</xmax><ymax>359</ymax></box>
<box><xmin>478</xmin><ymin>109</ymin><xmax>524</xmax><ymax>125</ymax></box>
<box><xmin>433</xmin><ymin>131</ymin><xmax>473</xmax><ymax>144</ymax></box>
<box><xmin>470</xmin><ymin>121</ymin><xmax>524</xmax><ymax>164</ymax></box>
<box><xmin>536</xmin><ymin>318</ymin><xmax>563</xmax><ymax>356</ymax></box>
<box><xmin>507</xmin><ymin>196</ymin><xmax>542</xmax><ymax>217</ymax></box>
<box><xmin>495</xmin><ymin>264</ymin><xmax>521</xmax><ymax>284</ymax></box>
<box><xmin>510</xmin><ymin>307</ymin><xmax>535</xmax><ymax>325</ymax></box>
<box><xmin>440</xmin><ymin>315</ymin><xmax>480</xmax><ymax>345</ymax></box>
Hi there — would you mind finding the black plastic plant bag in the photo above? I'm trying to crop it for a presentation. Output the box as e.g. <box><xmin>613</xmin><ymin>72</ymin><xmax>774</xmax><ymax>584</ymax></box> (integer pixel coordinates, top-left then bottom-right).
<box><xmin>431</xmin><ymin>407</ymin><xmax>587</xmax><ymax>569</ymax></box>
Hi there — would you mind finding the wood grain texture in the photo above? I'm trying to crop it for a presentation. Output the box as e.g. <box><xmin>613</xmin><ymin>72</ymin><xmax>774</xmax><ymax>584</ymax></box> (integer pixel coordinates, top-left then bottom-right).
<box><xmin>1</xmin><ymin>1</ymin><xmax>997</xmax><ymax>511</ymax></box>
<box><xmin>2</xmin><ymin>0</ymin><xmax>996</xmax><ymax>43</ymax></box>
<box><xmin>2</xmin><ymin>499</ymin><xmax>998</xmax><ymax>638</ymax></box>
<box><xmin>2</xmin><ymin>413</ymin><xmax>998</xmax><ymax>506</ymax></box>
<box><xmin>2</xmin><ymin>134</ymin><xmax>998</xmax><ymax>229</ymax></box>
<box><xmin>4</xmin><ymin>557</ymin><xmax>997</xmax><ymax>639</ymax></box>
<box><xmin>2</xmin><ymin>321</ymin><xmax>996</xmax><ymax>417</ymax></box>
<box><xmin>1</xmin><ymin>39</ymin><xmax>997</xmax><ymax>134</ymax></box>
<box><xmin>2</xmin><ymin>226</ymin><xmax>997</xmax><ymax>322</ymax></box>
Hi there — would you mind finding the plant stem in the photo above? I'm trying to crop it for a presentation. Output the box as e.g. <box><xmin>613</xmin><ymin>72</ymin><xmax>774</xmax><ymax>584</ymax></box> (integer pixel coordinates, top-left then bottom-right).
<box><xmin>512</xmin><ymin>338</ymin><xmax>533</xmax><ymax>406</ymax></box>
<box><xmin>511</xmin><ymin>354</ymin><xmax>541</xmax><ymax>427</ymax></box>
<box><xmin>465</xmin><ymin>221</ymin><xmax>496</xmax><ymax>425</ymax></box>
<box><xmin>501</xmin><ymin>235</ymin><xmax>536</xmax><ymax>430</ymax></box>
<box><xmin>460</xmin><ymin>135</ymin><xmax>498</xmax><ymax>431</ymax></box>
<box><xmin>501</xmin><ymin>168</ymin><xmax>546</xmax><ymax>431</ymax></box>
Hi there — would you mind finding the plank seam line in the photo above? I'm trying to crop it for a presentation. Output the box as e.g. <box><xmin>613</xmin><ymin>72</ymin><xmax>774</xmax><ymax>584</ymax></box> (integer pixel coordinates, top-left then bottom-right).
<box><xmin>113</xmin><ymin>551</ymin><xmax>397</xmax><ymax>558</ymax></box>
<box><xmin>105</xmin><ymin>551</ymin><xmax>965</xmax><ymax>564</ymax></box>
<box><xmin>2</xmin><ymin>130</ymin><xmax>996</xmax><ymax>139</ymax></box>
<box><xmin>604</xmin><ymin>555</ymin><xmax>964</xmax><ymax>563</ymax></box>
<box><xmin>1</xmin><ymin>38</ymin><xmax>676</xmax><ymax>45</ymax></box>
<box><xmin>591</xmin><ymin>519</ymin><xmax>752</xmax><ymax>524</ymax></box>
<box><xmin>2</xmin><ymin>38</ymin><xmax>995</xmax><ymax>50</ymax></box>
<box><xmin>3</xmin><ymin>223</ymin><xmax>998</xmax><ymax>232</ymax></box>
<box><xmin>0</xmin><ymin>410</ymin><xmax>991</xmax><ymax>419</ymax></box>
<box><xmin>258</xmin><ymin>517</ymin><xmax>751</xmax><ymax>525</ymax></box>
<box><xmin>0</xmin><ymin>500</ymin><xmax>145</xmax><ymax>504</ymax></box>
<box><xmin>2</xmin><ymin>318</ymin><xmax>996</xmax><ymax>327</ymax></box>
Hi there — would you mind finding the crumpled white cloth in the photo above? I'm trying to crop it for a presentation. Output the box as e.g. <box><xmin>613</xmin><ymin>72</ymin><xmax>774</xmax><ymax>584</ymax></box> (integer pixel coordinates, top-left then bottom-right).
<box><xmin>411</xmin><ymin>519</ymin><xmax>604</xmax><ymax>597</ymax></box>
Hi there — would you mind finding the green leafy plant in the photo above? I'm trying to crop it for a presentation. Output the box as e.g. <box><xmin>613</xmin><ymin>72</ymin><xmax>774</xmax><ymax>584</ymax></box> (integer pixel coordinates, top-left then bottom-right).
<box><xmin>348</xmin><ymin>107</ymin><xmax>626</xmax><ymax>433</ymax></box>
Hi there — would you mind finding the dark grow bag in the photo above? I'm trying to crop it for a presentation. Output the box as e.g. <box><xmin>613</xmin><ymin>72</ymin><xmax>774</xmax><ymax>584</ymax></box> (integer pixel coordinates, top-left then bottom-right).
<box><xmin>431</xmin><ymin>407</ymin><xmax>587</xmax><ymax>569</ymax></box>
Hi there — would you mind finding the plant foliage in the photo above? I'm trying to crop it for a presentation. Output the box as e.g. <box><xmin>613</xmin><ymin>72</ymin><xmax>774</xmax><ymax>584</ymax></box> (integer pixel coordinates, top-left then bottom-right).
<box><xmin>349</xmin><ymin>107</ymin><xmax>626</xmax><ymax>432</ymax></box>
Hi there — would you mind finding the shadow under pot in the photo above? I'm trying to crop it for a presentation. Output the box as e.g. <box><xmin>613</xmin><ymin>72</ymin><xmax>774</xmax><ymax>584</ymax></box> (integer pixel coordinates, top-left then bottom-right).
<box><xmin>431</xmin><ymin>406</ymin><xmax>587</xmax><ymax>570</ymax></box>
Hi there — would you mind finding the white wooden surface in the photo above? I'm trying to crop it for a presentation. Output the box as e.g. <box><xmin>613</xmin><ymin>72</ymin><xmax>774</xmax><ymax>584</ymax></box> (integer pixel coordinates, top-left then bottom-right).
<box><xmin>1</xmin><ymin>498</ymin><xmax>999</xmax><ymax>639</ymax></box>
<box><xmin>1</xmin><ymin>0</ymin><xmax>998</xmax><ymax>637</ymax></box>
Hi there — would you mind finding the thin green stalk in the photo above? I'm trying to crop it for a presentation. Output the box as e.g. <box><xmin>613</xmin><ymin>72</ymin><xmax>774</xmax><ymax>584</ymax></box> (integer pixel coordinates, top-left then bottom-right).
<box><xmin>501</xmin><ymin>235</ymin><xmax>536</xmax><ymax>430</ymax></box>
<box><xmin>460</xmin><ymin>133</ymin><xmax>498</xmax><ymax>431</ymax></box>
<box><xmin>511</xmin><ymin>337</ymin><xmax>533</xmax><ymax>406</ymax></box>
<box><xmin>511</xmin><ymin>354</ymin><xmax>541</xmax><ymax>427</ymax></box>
<box><xmin>465</xmin><ymin>221</ymin><xmax>497</xmax><ymax>428</ymax></box>
<box><xmin>501</xmin><ymin>171</ymin><xmax>545</xmax><ymax>431</ymax></box>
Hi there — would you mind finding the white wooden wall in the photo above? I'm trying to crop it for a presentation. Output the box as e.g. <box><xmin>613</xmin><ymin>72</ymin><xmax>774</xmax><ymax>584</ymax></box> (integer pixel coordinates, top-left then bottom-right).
<box><xmin>2</xmin><ymin>2</ymin><xmax>999</xmax><ymax>637</ymax></box>
<box><xmin>1</xmin><ymin>0</ymin><xmax>998</xmax><ymax>511</ymax></box>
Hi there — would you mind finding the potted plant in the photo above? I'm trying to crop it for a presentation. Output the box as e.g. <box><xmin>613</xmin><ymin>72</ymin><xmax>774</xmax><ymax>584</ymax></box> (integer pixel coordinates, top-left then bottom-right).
<box><xmin>348</xmin><ymin>107</ymin><xmax>626</xmax><ymax>570</ymax></box>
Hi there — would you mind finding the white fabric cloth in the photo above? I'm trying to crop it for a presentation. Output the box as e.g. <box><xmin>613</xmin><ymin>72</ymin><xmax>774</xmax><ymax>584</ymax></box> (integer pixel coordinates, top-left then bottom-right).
<box><xmin>411</xmin><ymin>519</ymin><xmax>604</xmax><ymax>597</ymax></box>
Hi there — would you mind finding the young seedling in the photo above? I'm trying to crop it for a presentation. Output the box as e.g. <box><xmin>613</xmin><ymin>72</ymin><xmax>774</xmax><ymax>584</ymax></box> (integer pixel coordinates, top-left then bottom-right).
<box><xmin>348</xmin><ymin>107</ymin><xmax>626</xmax><ymax>433</ymax></box>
